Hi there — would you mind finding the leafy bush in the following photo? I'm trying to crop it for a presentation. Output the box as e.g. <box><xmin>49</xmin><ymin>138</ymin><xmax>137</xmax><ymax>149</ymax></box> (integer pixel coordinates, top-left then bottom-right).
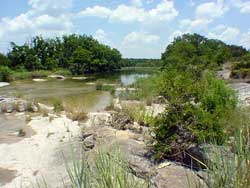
<box><xmin>53</xmin><ymin>69</ymin><xmax>72</xmax><ymax>76</ymax></box>
<box><xmin>0</xmin><ymin>66</ymin><xmax>11</xmax><ymax>82</ymax></box>
<box><xmin>191</xmin><ymin>108</ymin><xmax>250</xmax><ymax>188</ymax></box>
<box><xmin>151</xmin><ymin>69</ymin><xmax>237</xmax><ymax>161</ymax></box>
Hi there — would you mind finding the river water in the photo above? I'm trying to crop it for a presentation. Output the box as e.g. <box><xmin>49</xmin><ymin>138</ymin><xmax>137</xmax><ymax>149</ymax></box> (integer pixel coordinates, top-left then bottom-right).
<box><xmin>0</xmin><ymin>71</ymin><xmax>150</xmax><ymax>142</ymax></box>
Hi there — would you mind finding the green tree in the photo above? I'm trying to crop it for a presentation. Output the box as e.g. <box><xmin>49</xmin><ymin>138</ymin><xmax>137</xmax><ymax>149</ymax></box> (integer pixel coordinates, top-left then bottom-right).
<box><xmin>69</xmin><ymin>47</ymin><xmax>92</xmax><ymax>74</ymax></box>
<box><xmin>0</xmin><ymin>53</ymin><xmax>10</xmax><ymax>67</ymax></box>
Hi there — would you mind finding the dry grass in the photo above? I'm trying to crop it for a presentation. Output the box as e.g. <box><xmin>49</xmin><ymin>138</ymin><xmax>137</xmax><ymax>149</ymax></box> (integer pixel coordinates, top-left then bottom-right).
<box><xmin>64</xmin><ymin>100</ymin><xmax>87</xmax><ymax>121</ymax></box>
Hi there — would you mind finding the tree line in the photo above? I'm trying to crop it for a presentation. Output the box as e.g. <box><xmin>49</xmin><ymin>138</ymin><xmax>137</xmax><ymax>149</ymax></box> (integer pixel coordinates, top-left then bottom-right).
<box><xmin>0</xmin><ymin>34</ymin><xmax>122</xmax><ymax>76</ymax></box>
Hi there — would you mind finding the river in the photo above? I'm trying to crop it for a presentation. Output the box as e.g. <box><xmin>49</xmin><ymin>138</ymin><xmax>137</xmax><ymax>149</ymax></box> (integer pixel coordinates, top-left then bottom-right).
<box><xmin>0</xmin><ymin>70</ymin><xmax>150</xmax><ymax>142</ymax></box>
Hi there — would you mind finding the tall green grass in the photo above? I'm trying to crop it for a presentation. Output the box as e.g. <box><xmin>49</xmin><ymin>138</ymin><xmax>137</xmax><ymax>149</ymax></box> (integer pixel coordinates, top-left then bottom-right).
<box><xmin>190</xmin><ymin>107</ymin><xmax>250</xmax><ymax>188</ymax></box>
<box><xmin>36</xmin><ymin>147</ymin><xmax>150</xmax><ymax>188</ymax></box>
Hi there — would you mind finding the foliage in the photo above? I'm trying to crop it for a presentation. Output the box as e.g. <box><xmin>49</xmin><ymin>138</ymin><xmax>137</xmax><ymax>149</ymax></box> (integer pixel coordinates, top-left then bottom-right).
<box><xmin>63</xmin><ymin>147</ymin><xmax>150</xmax><ymax>188</ymax></box>
<box><xmin>119</xmin><ymin>76</ymin><xmax>159</xmax><ymax>104</ymax></box>
<box><xmin>161</xmin><ymin>33</ymin><xmax>245</xmax><ymax>71</ymax></box>
<box><xmin>231</xmin><ymin>53</ymin><xmax>250</xmax><ymax>79</ymax></box>
<box><xmin>6</xmin><ymin>34</ymin><xmax>122</xmax><ymax>75</ymax></box>
<box><xmin>51</xmin><ymin>99</ymin><xmax>64</xmax><ymax>112</ymax></box>
<box><xmin>64</xmin><ymin>99</ymin><xmax>87</xmax><ymax>121</ymax></box>
<box><xmin>0</xmin><ymin>53</ymin><xmax>10</xmax><ymax>67</ymax></box>
<box><xmin>120</xmin><ymin>58</ymin><xmax>162</xmax><ymax>67</ymax></box>
<box><xmin>191</xmin><ymin>108</ymin><xmax>250</xmax><ymax>188</ymax></box>
<box><xmin>122</xmin><ymin>103</ymin><xmax>154</xmax><ymax>126</ymax></box>
<box><xmin>151</xmin><ymin>68</ymin><xmax>237</xmax><ymax>160</ymax></box>
<box><xmin>0</xmin><ymin>66</ymin><xmax>11</xmax><ymax>82</ymax></box>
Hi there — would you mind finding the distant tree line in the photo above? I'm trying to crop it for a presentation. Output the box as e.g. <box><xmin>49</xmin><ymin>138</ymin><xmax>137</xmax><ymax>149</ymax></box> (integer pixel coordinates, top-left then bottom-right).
<box><xmin>120</xmin><ymin>58</ymin><xmax>161</xmax><ymax>67</ymax></box>
<box><xmin>0</xmin><ymin>34</ymin><xmax>122</xmax><ymax>76</ymax></box>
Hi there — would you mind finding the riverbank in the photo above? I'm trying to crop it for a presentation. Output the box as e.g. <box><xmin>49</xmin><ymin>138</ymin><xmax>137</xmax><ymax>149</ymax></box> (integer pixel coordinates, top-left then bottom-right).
<box><xmin>0</xmin><ymin>114</ymin><xmax>80</xmax><ymax>187</ymax></box>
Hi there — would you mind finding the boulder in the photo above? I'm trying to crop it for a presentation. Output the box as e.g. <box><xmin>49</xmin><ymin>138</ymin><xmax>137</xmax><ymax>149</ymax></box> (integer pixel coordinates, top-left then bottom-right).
<box><xmin>15</xmin><ymin>100</ymin><xmax>28</xmax><ymax>112</ymax></box>
<box><xmin>48</xmin><ymin>75</ymin><xmax>65</xmax><ymax>80</ymax></box>
<box><xmin>30</xmin><ymin>104</ymin><xmax>39</xmax><ymax>112</ymax></box>
<box><xmin>86</xmin><ymin>112</ymin><xmax>112</xmax><ymax>127</ymax></box>
<box><xmin>33</xmin><ymin>78</ymin><xmax>46</xmax><ymax>82</ymax></box>
<box><xmin>72</xmin><ymin>77</ymin><xmax>88</xmax><ymax>80</ymax></box>
<box><xmin>0</xmin><ymin>82</ymin><xmax>10</xmax><ymax>87</ymax></box>
<box><xmin>3</xmin><ymin>101</ymin><xmax>14</xmax><ymax>113</ymax></box>
<box><xmin>38</xmin><ymin>103</ymin><xmax>54</xmax><ymax>112</ymax></box>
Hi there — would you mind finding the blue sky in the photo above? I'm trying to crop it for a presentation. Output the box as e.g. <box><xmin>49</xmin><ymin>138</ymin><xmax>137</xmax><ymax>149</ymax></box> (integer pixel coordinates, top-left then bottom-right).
<box><xmin>0</xmin><ymin>0</ymin><xmax>249</xmax><ymax>58</ymax></box>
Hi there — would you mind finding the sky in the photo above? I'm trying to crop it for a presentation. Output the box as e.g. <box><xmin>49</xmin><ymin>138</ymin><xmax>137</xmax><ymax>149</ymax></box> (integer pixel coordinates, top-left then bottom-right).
<box><xmin>0</xmin><ymin>0</ymin><xmax>249</xmax><ymax>58</ymax></box>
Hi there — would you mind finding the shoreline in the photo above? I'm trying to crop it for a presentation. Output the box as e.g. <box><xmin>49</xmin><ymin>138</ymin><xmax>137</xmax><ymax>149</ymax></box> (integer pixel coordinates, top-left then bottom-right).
<box><xmin>0</xmin><ymin>114</ymin><xmax>80</xmax><ymax>188</ymax></box>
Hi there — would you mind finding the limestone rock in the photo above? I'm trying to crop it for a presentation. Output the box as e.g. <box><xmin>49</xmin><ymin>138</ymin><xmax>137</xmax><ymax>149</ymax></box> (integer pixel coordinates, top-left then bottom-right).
<box><xmin>38</xmin><ymin>103</ymin><xmax>54</xmax><ymax>112</ymax></box>
<box><xmin>48</xmin><ymin>75</ymin><xmax>65</xmax><ymax>80</ymax></box>
<box><xmin>0</xmin><ymin>82</ymin><xmax>10</xmax><ymax>87</ymax></box>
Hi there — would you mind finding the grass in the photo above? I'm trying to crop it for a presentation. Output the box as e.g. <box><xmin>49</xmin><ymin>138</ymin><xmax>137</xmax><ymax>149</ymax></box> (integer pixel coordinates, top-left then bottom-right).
<box><xmin>95</xmin><ymin>81</ymin><xmax>115</xmax><ymax>94</ymax></box>
<box><xmin>119</xmin><ymin>76</ymin><xmax>158</xmax><ymax>105</ymax></box>
<box><xmin>65</xmin><ymin>146</ymin><xmax>150</xmax><ymax>188</ymax></box>
<box><xmin>121</xmin><ymin>103</ymin><xmax>153</xmax><ymax>126</ymax></box>
<box><xmin>189</xmin><ymin>107</ymin><xmax>250</xmax><ymax>188</ymax></box>
<box><xmin>51</xmin><ymin>99</ymin><xmax>64</xmax><ymax>113</ymax></box>
<box><xmin>64</xmin><ymin>99</ymin><xmax>87</xmax><ymax>121</ymax></box>
<box><xmin>7</xmin><ymin>69</ymin><xmax>72</xmax><ymax>81</ymax></box>
<box><xmin>35</xmin><ymin>146</ymin><xmax>150</xmax><ymax>188</ymax></box>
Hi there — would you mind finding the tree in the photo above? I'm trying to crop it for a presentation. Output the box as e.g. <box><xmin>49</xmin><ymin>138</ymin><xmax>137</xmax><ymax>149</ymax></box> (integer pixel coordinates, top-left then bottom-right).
<box><xmin>69</xmin><ymin>47</ymin><xmax>92</xmax><ymax>74</ymax></box>
<box><xmin>0</xmin><ymin>53</ymin><xmax>10</xmax><ymax>67</ymax></box>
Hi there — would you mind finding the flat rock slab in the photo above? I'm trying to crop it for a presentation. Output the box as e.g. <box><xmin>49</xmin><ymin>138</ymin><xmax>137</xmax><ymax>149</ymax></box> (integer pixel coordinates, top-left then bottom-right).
<box><xmin>81</xmin><ymin>124</ymin><xmax>204</xmax><ymax>188</ymax></box>
<box><xmin>153</xmin><ymin>163</ymin><xmax>204</xmax><ymax>188</ymax></box>
<box><xmin>72</xmin><ymin>77</ymin><xmax>88</xmax><ymax>80</ymax></box>
<box><xmin>0</xmin><ymin>167</ymin><xmax>17</xmax><ymax>186</ymax></box>
<box><xmin>33</xmin><ymin>78</ymin><xmax>46</xmax><ymax>82</ymax></box>
<box><xmin>0</xmin><ymin>82</ymin><xmax>10</xmax><ymax>87</ymax></box>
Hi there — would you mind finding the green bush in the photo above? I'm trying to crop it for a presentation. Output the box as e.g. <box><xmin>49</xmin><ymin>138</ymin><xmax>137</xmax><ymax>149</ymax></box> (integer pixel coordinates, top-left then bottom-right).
<box><xmin>53</xmin><ymin>69</ymin><xmax>72</xmax><ymax>76</ymax></box>
<box><xmin>151</xmin><ymin>70</ymin><xmax>237</xmax><ymax>160</ymax></box>
<box><xmin>0</xmin><ymin>66</ymin><xmax>11</xmax><ymax>82</ymax></box>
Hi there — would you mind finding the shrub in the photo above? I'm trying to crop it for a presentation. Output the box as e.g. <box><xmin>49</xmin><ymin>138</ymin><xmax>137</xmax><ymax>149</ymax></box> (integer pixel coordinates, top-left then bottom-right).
<box><xmin>191</xmin><ymin>108</ymin><xmax>250</xmax><ymax>188</ymax></box>
<box><xmin>65</xmin><ymin>147</ymin><xmax>150</xmax><ymax>188</ymax></box>
<box><xmin>8</xmin><ymin>70</ymin><xmax>32</xmax><ymax>81</ymax></box>
<box><xmin>64</xmin><ymin>99</ymin><xmax>87</xmax><ymax>121</ymax></box>
<box><xmin>53</xmin><ymin>69</ymin><xmax>72</xmax><ymax>76</ymax></box>
<box><xmin>151</xmin><ymin>70</ymin><xmax>237</xmax><ymax>161</ymax></box>
<box><xmin>96</xmin><ymin>81</ymin><xmax>103</xmax><ymax>90</ymax></box>
<box><xmin>0</xmin><ymin>66</ymin><xmax>11</xmax><ymax>82</ymax></box>
<box><xmin>51</xmin><ymin>99</ymin><xmax>64</xmax><ymax>112</ymax></box>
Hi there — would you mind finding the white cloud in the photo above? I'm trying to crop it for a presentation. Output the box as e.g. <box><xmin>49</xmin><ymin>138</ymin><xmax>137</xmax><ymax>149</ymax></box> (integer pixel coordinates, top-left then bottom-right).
<box><xmin>180</xmin><ymin>18</ymin><xmax>212</xmax><ymax>33</ymax></box>
<box><xmin>208</xmin><ymin>25</ymin><xmax>240</xmax><ymax>42</ymax></box>
<box><xmin>28</xmin><ymin>0</ymin><xmax>72</xmax><ymax>16</ymax></box>
<box><xmin>78</xmin><ymin>5</ymin><xmax>112</xmax><ymax>18</ymax></box>
<box><xmin>231</xmin><ymin>0</ymin><xmax>250</xmax><ymax>14</ymax></box>
<box><xmin>177</xmin><ymin>0</ymin><xmax>228</xmax><ymax>36</ymax></box>
<box><xmin>78</xmin><ymin>0</ymin><xmax>178</xmax><ymax>24</ymax></box>
<box><xmin>94</xmin><ymin>29</ymin><xmax>115</xmax><ymax>48</ymax></box>
<box><xmin>196</xmin><ymin>0</ymin><xmax>229</xmax><ymax>19</ymax></box>
<box><xmin>122</xmin><ymin>31</ymin><xmax>159</xmax><ymax>45</ymax></box>
<box><xmin>168</xmin><ymin>30</ymin><xmax>184</xmax><ymax>43</ymax></box>
<box><xmin>0</xmin><ymin>0</ymin><xmax>73</xmax><ymax>50</ymax></box>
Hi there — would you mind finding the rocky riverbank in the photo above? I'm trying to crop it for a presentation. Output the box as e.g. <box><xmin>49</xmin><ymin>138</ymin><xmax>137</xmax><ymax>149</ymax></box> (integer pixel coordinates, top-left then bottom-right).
<box><xmin>0</xmin><ymin>98</ymin><xmax>206</xmax><ymax>188</ymax></box>
<box><xmin>0</xmin><ymin>114</ymin><xmax>80</xmax><ymax>188</ymax></box>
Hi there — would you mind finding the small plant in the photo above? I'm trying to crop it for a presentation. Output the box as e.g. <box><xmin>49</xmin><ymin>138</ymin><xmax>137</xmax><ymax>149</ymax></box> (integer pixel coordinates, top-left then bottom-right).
<box><xmin>46</xmin><ymin>132</ymin><xmax>55</xmax><ymax>138</ymax></box>
<box><xmin>64</xmin><ymin>99</ymin><xmax>87</xmax><ymax>121</ymax></box>
<box><xmin>52</xmin><ymin>99</ymin><xmax>64</xmax><ymax>112</ymax></box>
<box><xmin>96</xmin><ymin>81</ymin><xmax>103</xmax><ymax>90</ymax></box>
<box><xmin>18</xmin><ymin>129</ymin><xmax>26</xmax><ymax>137</ymax></box>
<box><xmin>64</xmin><ymin>146</ymin><xmax>150</xmax><ymax>188</ymax></box>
